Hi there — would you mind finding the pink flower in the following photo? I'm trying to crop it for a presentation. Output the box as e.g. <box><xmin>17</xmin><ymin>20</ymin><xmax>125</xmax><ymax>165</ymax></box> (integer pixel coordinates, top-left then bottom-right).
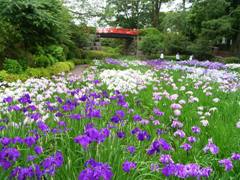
<box><xmin>153</xmin><ymin>120</ymin><xmax>160</xmax><ymax>125</ymax></box>
<box><xmin>170</xmin><ymin>103</ymin><xmax>182</xmax><ymax>110</ymax></box>
<box><xmin>174</xmin><ymin>109</ymin><xmax>181</xmax><ymax>116</ymax></box>
<box><xmin>170</xmin><ymin>94</ymin><xmax>179</xmax><ymax>101</ymax></box>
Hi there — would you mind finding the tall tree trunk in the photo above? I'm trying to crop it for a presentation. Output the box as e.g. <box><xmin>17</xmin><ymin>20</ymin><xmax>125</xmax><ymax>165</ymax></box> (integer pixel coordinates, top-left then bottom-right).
<box><xmin>152</xmin><ymin>0</ymin><xmax>161</xmax><ymax>28</ymax></box>
<box><xmin>183</xmin><ymin>0</ymin><xmax>186</xmax><ymax>11</ymax></box>
<box><xmin>232</xmin><ymin>32</ymin><xmax>240</xmax><ymax>56</ymax></box>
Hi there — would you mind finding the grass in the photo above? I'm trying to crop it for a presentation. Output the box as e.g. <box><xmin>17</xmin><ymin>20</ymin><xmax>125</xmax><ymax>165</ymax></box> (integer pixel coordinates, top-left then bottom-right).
<box><xmin>0</xmin><ymin>60</ymin><xmax>239</xmax><ymax>179</ymax></box>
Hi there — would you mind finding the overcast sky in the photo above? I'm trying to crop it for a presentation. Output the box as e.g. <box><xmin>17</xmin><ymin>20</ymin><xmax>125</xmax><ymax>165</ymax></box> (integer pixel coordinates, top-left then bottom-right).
<box><xmin>64</xmin><ymin>0</ymin><xmax>191</xmax><ymax>26</ymax></box>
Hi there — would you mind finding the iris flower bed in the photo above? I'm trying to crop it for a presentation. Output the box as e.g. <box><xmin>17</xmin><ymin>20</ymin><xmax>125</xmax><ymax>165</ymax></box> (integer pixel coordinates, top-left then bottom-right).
<box><xmin>0</xmin><ymin>58</ymin><xmax>240</xmax><ymax>179</ymax></box>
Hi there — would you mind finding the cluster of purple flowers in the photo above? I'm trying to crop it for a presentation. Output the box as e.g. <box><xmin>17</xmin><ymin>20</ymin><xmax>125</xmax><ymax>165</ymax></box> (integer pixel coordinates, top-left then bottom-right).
<box><xmin>145</xmin><ymin>59</ymin><xmax>172</xmax><ymax>70</ymax></box>
<box><xmin>131</xmin><ymin>127</ymin><xmax>150</xmax><ymax>141</ymax></box>
<box><xmin>147</xmin><ymin>138</ymin><xmax>172</xmax><ymax>155</ymax></box>
<box><xmin>178</xmin><ymin>60</ymin><xmax>226</xmax><ymax>70</ymax></box>
<box><xmin>111</xmin><ymin>110</ymin><xmax>125</xmax><ymax>123</ymax></box>
<box><xmin>0</xmin><ymin>147</ymin><xmax>20</xmax><ymax>169</ymax></box>
<box><xmin>74</xmin><ymin>124</ymin><xmax>110</xmax><ymax>149</ymax></box>
<box><xmin>105</xmin><ymin>58</ymin><xmax>127</xmax><ymax>67</ymax></box>
<box><xmin>159</xmin><ymin>154</ymin><xmax>174</xmax><ymax>164</ymax></box>
<box><xmin>219</xmin><ymin>159</ymin><xmax>233</xmax><ymax>171</ymax></box>
<box><xmin>0</xmin><ymin>135</ymin><xmax>39</xmax><ymax>147</ymax></box>
<box><xmin>162</xmin><ymin>163</ymin><xmax>212</xmax><ymax>178</ymax></box>
<box><xmin>122</xmin><ymin>161</ymin><xmax>136</xmax><ymax>173</ymax></box>
<box><xmin>203</xmin><ymin>139</ymin><xmax>219</xmax><ymax>155</ymax></box>
<box><xmin>79</xmin><ymin>159</ymin><xmax>113</xmax><ymax>180</ymax></box>
<box><xmin>10</xmin><ymin>151</ymin><xmax>64</xmax><ymax>179</ymax></box>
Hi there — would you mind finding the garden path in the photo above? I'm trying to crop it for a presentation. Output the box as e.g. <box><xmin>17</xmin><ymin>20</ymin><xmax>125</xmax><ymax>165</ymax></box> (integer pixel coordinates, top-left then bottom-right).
<box><xmin>70</xmin><ymin>64</ymin><xmax>89</xmax><ymax>77</ymax></box>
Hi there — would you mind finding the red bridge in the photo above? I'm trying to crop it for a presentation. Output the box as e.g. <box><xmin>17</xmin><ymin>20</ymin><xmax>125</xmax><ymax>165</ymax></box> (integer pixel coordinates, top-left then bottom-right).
<box><xmin>97</xmin><ymin>28</ymin><xmax>139</xmax><ymax>39</ymax></box>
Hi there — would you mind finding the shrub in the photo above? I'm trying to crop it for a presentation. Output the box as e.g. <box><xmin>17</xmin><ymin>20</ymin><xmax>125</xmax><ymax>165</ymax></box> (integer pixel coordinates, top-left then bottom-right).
<box><xmin>0</xmin><ymin>62</ymin><xmax>74</xmax><ymax>82</ymax></box>
<box><xmin>139</xmin><ymin>28</ymin><xmax>164</xmax><ymax>56</ymax></box>
<box><xmin>68</xmin><ymin>48</ymin><xmax>87</xmax><ymax>59</ymax></box>
<box><xmin>25</xmin><ymin>68</ymin><xmax>50</xmax><ymax>78</ymax></box>
<box><xmin>33</xmin><ymin>55</ymin><xmax>51</xmax><ymax>68</ymax></box>
<box><xmin>3</xmin><ymin>59</ymin><xmax>23</xmax><ymax>74</ymax></box>
<box><xmin>87</xmin><ymin>50</ymin><xmax>117</xmax><ymax>59</ymax></box>
<box><xmin>65</xmin><ymin>61</ymin><xmax>75</xmax><ymax>70</ymax></box>
<box><xmin>217</xmin><ymin>56</ymin><xmax>240</xmax><ymax>64</ymax></box>
<box><xmin>163</xmin><ymin>33</ymin><xmax>190</xmax><ymax>54</ymax></box>
<box><xmin>72</xmin><ymin>59</ymin><xmax>92</xmax><ymax>65</ymax></box>
<box><xmin>187</xmin><ymin>38</ymin><xmax>213</xmax><ymax>60</ymax></box>
<box><xmin>0</xmin><ymin>70</ymin><xmax>8</xmax><ymax>81</ymax></box>
<box><xmin>45</xmin><ymin>45</ymin><xmax>65</xmax><ymax>61</ymax></box>
<box><xmin>18</xmin><ymin>58</ymin><xmax>29</xmax><ymax>71</ymax></box>
<box><xmin>47</xmin><ymin>62</ymin><xmax>72</xmax><ymax>75</ymax></box>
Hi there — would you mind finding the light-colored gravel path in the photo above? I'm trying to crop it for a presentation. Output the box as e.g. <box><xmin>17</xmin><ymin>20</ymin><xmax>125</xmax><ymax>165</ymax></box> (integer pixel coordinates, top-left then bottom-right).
<box><xmin>70</xmin><ymin>65</ymin><xmax>89</xmax><ymax>77</ymax></box>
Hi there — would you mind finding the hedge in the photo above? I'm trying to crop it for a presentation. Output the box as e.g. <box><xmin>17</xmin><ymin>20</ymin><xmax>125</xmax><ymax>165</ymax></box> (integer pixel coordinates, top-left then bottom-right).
<box><xmin>0</xmin><ymin>61</ymin><xmax>75</xmax><ymax>82</ymax></box>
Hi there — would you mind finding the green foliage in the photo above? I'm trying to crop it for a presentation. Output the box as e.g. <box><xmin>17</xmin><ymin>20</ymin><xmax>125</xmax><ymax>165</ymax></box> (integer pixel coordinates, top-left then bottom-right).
<box><xmin>0</xmin><ymin>19</ymin><xmax>21</xmax><ymax>55</ymax></box>
<box><xmin>25</xmin><ymin>68</ymin><xmax>51</xmax><ymax>78</ymax></box>
<box><xmin>217</xmin><ymin>56</ymin><xmax>240</xmax><ymax>64</ymax></box>
<box><xmin>163</xmin><ymin>32</ymin><xmax>190</xmax><ymax>54</ymax></box>
<box><xmin>3</xmin><ymin>59</ymin><xmax>23</xmax><ymax>74</ymax></box>
<box><xmin>140</xmin><ymin>28</ymin><xmax>162</xmax><ymax>36</ymax></box>
<box><xmin>65</xmin><ymin>61</ymin><xmax>75</xmax><ymax>70</ymax></box>
<box><xmin>187</xmin><ymin>38</ymin><xmax>214</xmax><ymax>60</ymax></box>
<box><xmin>71</xmin><ymin>59</ymin><xmax>92</xmax><ymax>65</ymax></box>
<box><xmin>33</xmin><ymin>55</ymin><xmax>52</xmax><ymax>68</ymax></box>
<box><xmin>45</xmin><ymin>45</ymin><xmax>65</xmax><ymax>61</ymax></box>
<box><xmin>102</xmin><ymin>46</ymin><xmax>121</xmax><ymax>55</ymax></box>
<box><xmin>18</xmin><ymin>58</ymin><xmax>29</xmax><ymax>71</ymax></box>
<box><xmin>0</xmin><ymin>0</ymin><xmax>71</xmax><ymax>48</ymax></box>
<box><xmin>161</xmin><ymin>12</ymin><xmax>188</xmax><ymax>33</ymax></box>
<box><xmin>0</xmin><ymin>70</ymin><xmax>8</xmax><ymax>81</ymax></box>
<box><xmin>139</xmin><ymin>28</ymin><xmax>163</xmax><ymax>56</ymax></box>
<box><xmin>0</xmin><ymin>61</ymin><xmax>75</xmax><ymax>82</ymax></box>
<box><xmin>47</xmin><ymin>62</ymin><xmax>72</xmax><ymax>75</ymax></box>
<box><xmin>87</xmin><ymin>50</ymin><xmax>118</xmax><ymax>59</ymax></box>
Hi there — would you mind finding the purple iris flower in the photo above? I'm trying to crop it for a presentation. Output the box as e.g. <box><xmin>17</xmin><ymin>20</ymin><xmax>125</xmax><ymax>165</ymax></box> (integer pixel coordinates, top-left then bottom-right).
<box><xmin>79</xmin><ymin>159</ymin><xmax>113</xmax><ymax>180</ymax></box>
<box><xmin>122</xmin><ymin>161</ymin><xmax>136</xmax><ymax>173</ymax></box>
<box><xmin>219</xmin><ymin>159</ymin><xmax>233</xmax><ymax>171</ymax></box>
<box><xmin>127</xmin><ymin>146</ymin><xmax>136</xmax><ymax>154</ymax></box>
<box><xmin>180</xmin><ymin>143</ymin><xmax>192</xmax><ymax>151</ymax></box>
<box><xmin>117</xmin><ymin>131</ymin><xmax>125</xmax><ymax>139</ymax></box>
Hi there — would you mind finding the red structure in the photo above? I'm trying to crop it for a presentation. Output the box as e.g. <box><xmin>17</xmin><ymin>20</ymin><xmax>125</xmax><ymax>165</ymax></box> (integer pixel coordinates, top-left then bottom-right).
<box><xmin>97</xmin><ymin>28</ymin><xmax>139</xmax><ymax>38</ymax></box>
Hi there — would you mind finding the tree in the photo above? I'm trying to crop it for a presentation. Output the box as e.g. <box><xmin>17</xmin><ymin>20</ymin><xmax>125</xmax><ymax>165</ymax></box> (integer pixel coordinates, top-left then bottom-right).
<box><xmin>102</xmin><ymin>0</ymin><xmax>172</xmax><ymax>28</ymax></box>
<box><xmin>0</xmin><ymin>0</ymin><xmax>72</xmax><ymax>49</ymax></box>
<box><xmin>102</xmin><ymin>0</ymin><xmax>152</xmax><ymax>28</ymax></box>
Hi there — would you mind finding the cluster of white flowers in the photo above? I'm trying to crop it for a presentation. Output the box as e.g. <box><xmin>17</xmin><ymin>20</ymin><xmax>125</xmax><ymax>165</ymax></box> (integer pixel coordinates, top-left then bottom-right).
<box><xmin>0</xmin><ymin>77</ymin><xmax>69</xmax><ymax>103</ymax></box>
<box><xmin>181</xmin><ymin>66</ymin><xmax>240</xmax><ymax>92</ymax></box>
<box><xmin>226</xmin><ymin>64</ymin><xmax>240</xmax><ymax>69</ymax></box>
<box><xmin>99</xmin><ymin>69</ymin><xmax>155</xmax><ymax>93</ymax></box>
<box><xmin>123</xmin><ymin>60</ymin><xmax>147</xmax><ymax>67</ymax></box>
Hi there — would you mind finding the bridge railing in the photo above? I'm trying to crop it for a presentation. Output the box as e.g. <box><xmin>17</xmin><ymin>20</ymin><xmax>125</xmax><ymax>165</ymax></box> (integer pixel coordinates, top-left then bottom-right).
<box><xmin>97</xmin><ymin>28</ymin><xmax>139</xmax><ymax>36</ymax></box>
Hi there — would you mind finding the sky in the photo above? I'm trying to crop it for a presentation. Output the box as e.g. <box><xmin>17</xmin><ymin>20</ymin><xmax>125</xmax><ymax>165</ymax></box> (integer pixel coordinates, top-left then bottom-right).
<box><xmin>64</xmin><ymin>0</ymin><xmax>192</xmax><ymax>26</ymax></box>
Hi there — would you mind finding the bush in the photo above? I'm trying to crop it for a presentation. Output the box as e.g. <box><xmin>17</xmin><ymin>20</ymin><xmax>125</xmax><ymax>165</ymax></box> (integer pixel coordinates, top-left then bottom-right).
<box><xmin>25</xmin><ymin>68</ymin><xmax>50</xmax><ymax>78</ymax></box>
<box><xmin>0</xmin><ymin>70</ymin><xmax>8</xmax><ymax>81</ymax></box>
<box><xmin>0</xmin><ymin>62</ymin><xmax>75</xmax><ymax>82</ymax></box>
<box><xmin>72</xmin><ymin>59</ymin><xmax>92</xmax><ymax>65</ymax></box>
<box><xmin>87</xmin><ymin>50</ymin><xmax>118</xmax><ymax>59</ymax></box>
<box><xmin>65</xmin><ymin>61</ymin><xmax>75</xmax><ymax>70</ymax></box>
<box><xmin>163</xmin><ymin>33</ymin><xmax>190</xmax><ymax>54</ymax></box>
<box><xmin>3</xmin><ymin>59</ymin><xmax>23</xmax><ymax>74</ymax></box>
<box><xmin>47</xmin><ymin>62</ymin><xmax>72</xmax><ymax>75</ymax></box>
<box><xmin>45</xmin><ymin>45</ymin><xmax>65</xmax><ymax>61</ymax></box>
<box><xmin>187</xmin><ymin>38</ymin><xmax>213</xmax><ymax>60</ymax></box>
<box><xmin>217</xmin><ymin>56</ymin><xmax>240</xmax><ymax>64</ymax></box>
<box><xmin>18</xmin><ymin>58</ymin><xmax>29</xmax><ymax>71</ymax></box>
<box><xmin>33</xmin><ymin>55</ymin><xmax>51</xmax><ymax>68</ymax></box>
<box><xmin>70</xmin><ymin>48</ymin><xmax>87</xmax><ymax>59</ymax></box>
<box><xmin>139</xmin><ymin>28</ymin><xmax>164</xmax><ymax>56</ymax></box>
